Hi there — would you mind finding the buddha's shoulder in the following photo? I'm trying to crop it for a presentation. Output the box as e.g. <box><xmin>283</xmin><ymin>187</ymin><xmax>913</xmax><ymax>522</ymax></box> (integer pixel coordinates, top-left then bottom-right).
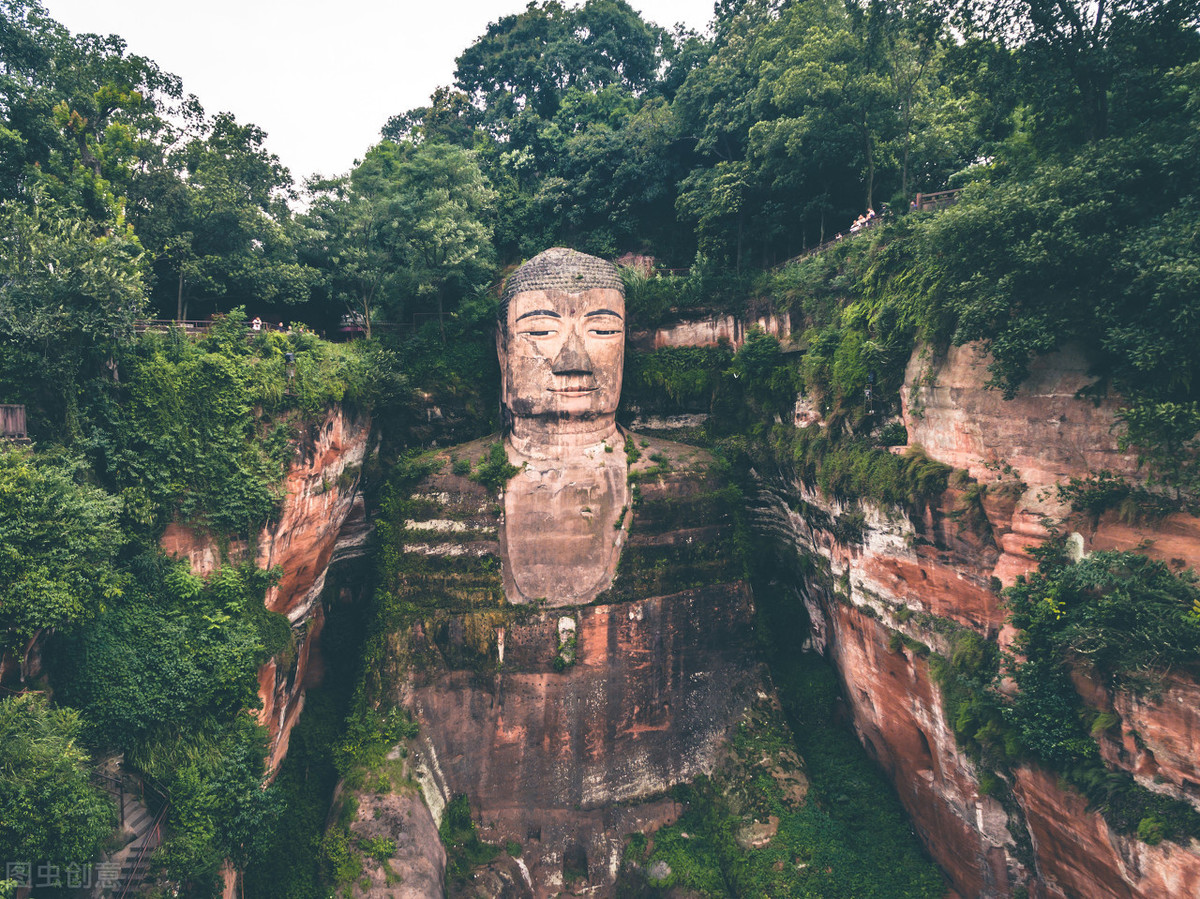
<box><xmin>400</xmin><ymin>435</ymin><xmax>506</xmax><ymax>505</ymax></box>
<box><xmin>624</xmin><ymin>432</ymin><xmax>731</xmax><ymax>496</ymax></box>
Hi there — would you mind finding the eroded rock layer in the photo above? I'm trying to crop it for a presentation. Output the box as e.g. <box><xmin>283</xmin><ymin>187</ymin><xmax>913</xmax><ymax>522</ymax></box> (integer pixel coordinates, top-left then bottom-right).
<box><xmin>751</xmin><ymin>340</ymin><xmax>1200</xmax><ymax>897</ymax></box>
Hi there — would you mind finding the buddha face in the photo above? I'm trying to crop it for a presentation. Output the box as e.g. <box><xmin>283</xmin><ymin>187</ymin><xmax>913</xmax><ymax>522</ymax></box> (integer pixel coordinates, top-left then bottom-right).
<box><xmin>498</xmin><ymin>287</ymin><xmax>625</xmax><ymax>423</ymax></box>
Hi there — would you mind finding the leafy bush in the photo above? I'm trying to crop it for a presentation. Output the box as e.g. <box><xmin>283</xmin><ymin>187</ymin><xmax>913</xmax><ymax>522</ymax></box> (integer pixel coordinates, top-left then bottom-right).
<box><xmin>623</xmin><ymin>345</ymin><xmax>732</xmax><ymax>413</ymax></box>
<box><xmin>359</xmin><ymin>835</ymin><xmax>396</xmax><ymax>861</ymax></box>
<box><xmin>469</xmin><ymin>442</ymin><xmax>520</xmax><ymax>490</ymax></box>
<box><xmin>1006</xmin><ymin>548</ymin><xmax>1200</xmax><ymax>691</ymax></box>
<box><xmin>767</xmin><ymin>427</ymin><xmax>951</xmax><ymax>512</ymax></box>
<box><xmin>621</xmin><ymin>264</ymin><xmax>757</xmax><ymax>329</ymax></box>
<box><xmin>877</xmin><ymin>421</ymin><xmax>908</xmax><ymax>447</ymax></box>
<box><xmin>51</xmin><ymin>556</ymin><xmax>278</xmax><ymax>754</ymax></box>
<box><xmin>0</xmin><ymin>444</ymin><xmax>122</xmax><ymax>648</ymax></box>
<box><xmin>439</xmin><ymin>794</ymin><xmax>498</xmax><ymax>888</ymax></box>
<box><xmin>931</xmin><ymin>542</ymin><xmax>1200</xmax><ymax>845</ymax></box>
<box><xmin>0</xmin><ymin>693</ymin><xmax>115</xmax><ymax>866</ymax></box>
<box><xmin>83</xmin><ymin>310</ymin><xmax>370</xmax><ymax>539</ymax></box>
<box><xmin>1117</xmin><ymin>401</ymin><xmax>1200</xmax><ymax>501</ymax></box>
<box><xmin>1056</xmin><ymin>470</ymin><xmax>1180</xmax><ymax>522</ymax></box>
<box><xmin>335</xmin><ymin>706</ymin><xmax>418</xmax><ymax>775</ymax></box>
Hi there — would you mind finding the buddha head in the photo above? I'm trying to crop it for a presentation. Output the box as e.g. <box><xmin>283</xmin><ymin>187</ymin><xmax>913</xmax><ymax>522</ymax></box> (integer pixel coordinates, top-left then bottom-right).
<box><xmin>497</xmin><ymin>248</ymin><xmax>626</xmax><ymax>447</ymax></box>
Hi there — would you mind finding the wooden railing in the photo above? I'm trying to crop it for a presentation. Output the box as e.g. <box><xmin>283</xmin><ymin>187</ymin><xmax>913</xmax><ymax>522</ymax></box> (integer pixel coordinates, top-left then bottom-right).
<box><xmin>133</xmin><ymin>319</ymin><xmax>212</xmax><ymax>335</ymax></box>
<box><xmin>911</xmin><ymin>188</ymin><xmax>961</xmax><ymax>211</ymax></box>
<box><xmin>1</xmin><ymin>404</ymin><xmax>27</xmax><ymax>440</ymax></box>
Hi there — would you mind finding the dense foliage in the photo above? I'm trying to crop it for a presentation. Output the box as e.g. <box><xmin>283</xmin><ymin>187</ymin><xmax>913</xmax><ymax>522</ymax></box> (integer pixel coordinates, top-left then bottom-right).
<box><xmin>85</xmin><ymin>310</ymin><xmax>369</xmax><ymax>537</ymax></box>
<box><xmin>0</xmin><ymin>445</ymin><xmax>121</xmax><ymax>646</ymax></box>
<box><xmin>1</xmin><ymin>281</ymin><xmax>371</xmax><ymax>895</ymax></box>
<box><xmin>0</xmin><ymin>693</ymin><xmax>114</xmax><ymax>870</ymax></box>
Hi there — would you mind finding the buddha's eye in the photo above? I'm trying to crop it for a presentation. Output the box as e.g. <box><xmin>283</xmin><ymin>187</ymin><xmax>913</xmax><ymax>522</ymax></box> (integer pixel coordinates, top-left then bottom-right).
<box><xmin>589</xmin><ymin>329</ymin><xmax>621</xmax><ymax>336</ymax></box>
<box><xmin>521</xmin><ymin>329</ymin><xmax>557</xmax><ymax>337</ymax></box>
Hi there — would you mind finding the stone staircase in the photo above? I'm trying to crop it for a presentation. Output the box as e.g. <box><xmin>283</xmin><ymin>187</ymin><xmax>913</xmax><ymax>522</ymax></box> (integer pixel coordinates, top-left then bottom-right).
<box><xmin>115</xmin><ymin>788</ymin><xmax>164</xmax><ymax>894</ymax></box>
<box><xmin>93</xmin><ymin>765</ymin><xmax>166</xmax><ymax>897</ymax></box>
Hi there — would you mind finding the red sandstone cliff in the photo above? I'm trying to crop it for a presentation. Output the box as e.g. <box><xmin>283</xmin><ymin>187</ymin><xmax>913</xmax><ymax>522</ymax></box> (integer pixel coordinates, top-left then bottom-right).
<box><xmin>753</xmin><ymin>341</ymin><xmax>1200</xmax><ymax>897</ymax></box>
<box><xmin>161</xmin><ymin>405</ymin><xmax>372</xmax><ymax>771</ymax></box>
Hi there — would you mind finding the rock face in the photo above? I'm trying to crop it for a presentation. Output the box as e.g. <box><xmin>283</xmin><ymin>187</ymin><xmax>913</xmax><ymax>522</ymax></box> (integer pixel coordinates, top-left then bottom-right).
<box><xmin>900</xmin><ymin>343</ymin><xmax>1200</xmax><ymax>585</ymax></box>
<box><xmin>629</xmin><ymin>310</ymin><xmax>794</xmax><ymax>352</ymax></box>
<box><xmin>161</xmin><ymin>406</ymin><xmax>372</xmax><ymax>770</ymax></box>
<box><xmin>394</xmin><ymin>435</ymin><xmax>760</xmax><ymax>896</ymax></box>
<box><xmin>751</xmin><ymin>341</ymin><xmax>1200</xmax><ymax>897</ymax></box>
<box><xmin>342</xmin><ymin>779</ymin><xmax>448</xmax><ymax>898</ymax></box>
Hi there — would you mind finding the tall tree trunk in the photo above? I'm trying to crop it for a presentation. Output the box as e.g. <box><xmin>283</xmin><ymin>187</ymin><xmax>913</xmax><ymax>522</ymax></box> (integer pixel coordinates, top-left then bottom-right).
<box><xmin>735</xmin><ymin>213</ymin><xmax>744</xmax><ymax>274</ymax></box>
<box><xmin>862</xmin><ymin>121</ymin><xmax>876</xmax><ymax>211</ymax></box>
<box><xmin>176</xmin><ymin>271</ymin><xmax>185</xmax><ymax>322</ymax></box>
<box><xmin>902</xmin><ymin>93</ymin><xmax>912</xmax><ymax>196</ymax></box>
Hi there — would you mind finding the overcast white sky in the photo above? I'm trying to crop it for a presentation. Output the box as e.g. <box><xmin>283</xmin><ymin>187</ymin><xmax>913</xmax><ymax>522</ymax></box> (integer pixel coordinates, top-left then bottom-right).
<box><xmin>41</xmin><ymin>0</ymin><xmax>717</xmax><ymax>184</ymax></box>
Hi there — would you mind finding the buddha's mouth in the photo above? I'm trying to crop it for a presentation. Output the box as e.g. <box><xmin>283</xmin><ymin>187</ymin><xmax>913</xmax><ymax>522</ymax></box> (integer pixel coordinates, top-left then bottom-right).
<box><xmin>549</xmin><ymin>386</ymin><xmax>598</xmax><ymax>394</ymax></box>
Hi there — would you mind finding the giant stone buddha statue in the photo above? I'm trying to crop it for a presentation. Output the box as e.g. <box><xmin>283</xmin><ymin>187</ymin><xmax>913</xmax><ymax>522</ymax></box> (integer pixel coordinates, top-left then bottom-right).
<box><xmin>497</xmin><ymin>248</ymin><xmax>631</xmax><ymax>605</ymax></box>
<box><xmin>391</xmin><ymin>248</ymin><xmax>760</xmax><ymax>896</ymax></box>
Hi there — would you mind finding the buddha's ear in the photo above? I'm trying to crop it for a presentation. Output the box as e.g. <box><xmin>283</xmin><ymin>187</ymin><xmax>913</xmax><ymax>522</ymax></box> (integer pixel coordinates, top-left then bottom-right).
<box><xmin>496</xmin><ymin>324</ymin><xmax>508</xmax><ymax>407</ymax></box>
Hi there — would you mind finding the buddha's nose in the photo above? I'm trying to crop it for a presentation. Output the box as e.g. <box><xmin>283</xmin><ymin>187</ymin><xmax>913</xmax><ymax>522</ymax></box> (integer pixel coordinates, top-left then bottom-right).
<box><xmin>551</xmin><ymin>327</ymin><xmax>593</xmax><ymax>376</ymax></box>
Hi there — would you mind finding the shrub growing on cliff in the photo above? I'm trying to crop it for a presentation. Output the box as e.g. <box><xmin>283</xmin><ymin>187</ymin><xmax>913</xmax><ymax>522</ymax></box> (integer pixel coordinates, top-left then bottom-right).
<box><xmin>623</xmin><ymin>345</ymin><xmax>732</xmax><ymax>413</ymax></box>
<box><xmin>469</xmin><ymin>442</ymin><xmax>520</xmax><ymax>490</ymax></box>
<box><xmin>51</xmin><ymin>556</ymin><xmax>278</xmax><ymax>755</ymax></box>
<box><xmin>936</xmin><ymin>542</ymin><xmax>1200</xmax><ymax>846</ymax></box>
<box><xmin>1007</xmin><ymin>548</ymin><xmax>1200</xmax><ymax>692</ymax></box>
<box><xmin>152</xmin><ymin>715</ymin><xmax>280</xmax><ymax>893</ymax></box>
<box><xmin>439</xmin><ymin>794</ymin><xmax>498</xmax><ymax>889</ymax></box>
<box><xmin>0</xmin><ymin>444</ymin><xmax>122</xmax><ymax>648</ymax></box>
<box><xmin>83</xmin><ymin>311</ymin><xmax>370</xmax><ymax>540</ymax></box>
<box><xmin>768</xmin><ymin>426</ymin><xmax>951</xmax><ymax>512</ymax></box>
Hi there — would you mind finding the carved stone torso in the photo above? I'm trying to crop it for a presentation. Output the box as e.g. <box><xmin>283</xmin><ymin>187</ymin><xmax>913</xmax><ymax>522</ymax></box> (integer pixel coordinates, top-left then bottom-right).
<box><xmin>501</xmin><ymin>437</ymin><xmax>629</xmax><ymax>605</ymax></box>
<box><xmin>390</xmin><ymin>433</ymin><xmax>760</xmax><ymax>896</ymax></box>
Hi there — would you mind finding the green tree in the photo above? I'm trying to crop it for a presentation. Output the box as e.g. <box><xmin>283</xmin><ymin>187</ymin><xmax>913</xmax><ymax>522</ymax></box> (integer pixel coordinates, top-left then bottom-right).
<box><xmin>754</xmin><ymin>0</ymin><xmax>898</xmax><ymax>212</ymax></box>
<box><xmin>922</xmin><ymin>75</ymin><xmax>1200</xmax><ymax>402</ymax></box>
<box><xmin>0</xmin><ymin>196</ymin><xmax>146</xmax><ymax>346</ymax></box>
<box><xmin>51</xmin><ymin>557</ymin><xmax>276</xmax><ymax>752</ymax></box>
<box><xmin>299</xmin><ymin>176</ymin><xmax>385</xmax><ymax>337</ymax></box>
<box><xmin>532</xmin><ymin>92</ymin><xmax>687</xmax><ymax>258</ymax></box>
<box><xmin>350</xmin><ymin>141</ymin><xmax>495</xmax><ymax>334</ymax></box>
<box><xmin>0</xmin><ymin>0</ymin><xmax>196</xmax><ymax>238</ymax></box>
<box><xmin>0</xmin><ymin>196</ymin><xmax>146</xmax><ymax>439</ymax></box>
<box><xmin>0</xmin><ymin>444</ymin><xmax>122</xmax><ymax>651</ymax></box>
<box><xmin>135</xmin><ymin>112</ymin><xmax>313</xmax><ymax>321</ymax></box>
<box><xmin>381</xmin><ymin>85</ymin><xmax>481</xmax><ymax>148</ymax></box>
<box><xmin>454</xmin><ymin>0</ymin><xmax>666</xmax><ymax>131</ymax></box>
<box><xmin>957</xmin><ymin>0</ymin><xmax>1200</xmax><ymax>146</ymax></box>
<box><xmin>0</xmin><ymin>693</ymin><xmax>115</xmax><ymax>866</ymax></box>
